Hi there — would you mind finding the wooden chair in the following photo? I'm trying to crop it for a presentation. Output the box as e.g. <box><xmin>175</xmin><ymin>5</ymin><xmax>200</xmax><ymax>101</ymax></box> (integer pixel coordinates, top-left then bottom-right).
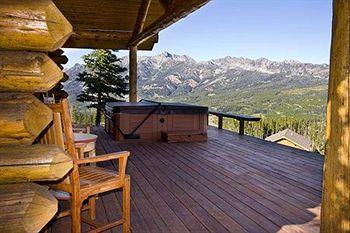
<box><xmin>40</xmin><ymin>98</ymin><xmax>130</xmax><ymax>233</ymax></box>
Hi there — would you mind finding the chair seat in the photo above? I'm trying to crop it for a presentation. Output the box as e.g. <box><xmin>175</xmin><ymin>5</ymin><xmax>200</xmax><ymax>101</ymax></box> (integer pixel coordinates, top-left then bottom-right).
<box><xmin>79</xmin><ymin>166</ymin><xmax>125</xmax><ymax>198</ymax></box>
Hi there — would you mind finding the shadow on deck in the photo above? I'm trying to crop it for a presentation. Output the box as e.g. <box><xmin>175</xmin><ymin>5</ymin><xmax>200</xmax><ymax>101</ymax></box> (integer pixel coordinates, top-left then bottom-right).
<box><xmin>51</xmin><ymin>126</ymin><xmax>323</xmax><ymax>233</ymax></box>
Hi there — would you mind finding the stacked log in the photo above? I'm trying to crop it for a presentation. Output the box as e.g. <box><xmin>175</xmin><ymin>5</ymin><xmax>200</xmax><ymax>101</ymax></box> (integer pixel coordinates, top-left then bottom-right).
<box><xmin>0</xmin><ymin>0</ymin><xmax>72</xmax><ymax>51</ymax></box>
<box><xmin>0</xmin><ymin>51</ymin><xmax>63</xmax><ymax>92</ymax></box>
<box><xmin>0</xmin><ymin>93</ymin><xmax>53</xmax><ymax>145</ymax></box>
<box><xmin>0</xmin><ymin>183</ymin><xmax>58</xmax><ymax>233</ymax></box>
<box><xmin>0</xmin><ymin>1</ymin><xmax>73</xmax><ymax>232</ymax></box>
<box><xmin>0</xmin><ymin>144</ymin><xmax>72</xmax><ymax>183</ymax></box>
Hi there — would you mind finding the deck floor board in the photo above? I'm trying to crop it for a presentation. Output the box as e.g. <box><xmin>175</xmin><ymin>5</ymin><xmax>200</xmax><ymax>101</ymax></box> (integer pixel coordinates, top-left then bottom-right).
<box><xmin>50</xmin><ymin>126</ymin><xmax>322</xmax><ymax>233</ymax></box>
<box><xmin>144</xmin><ymin>141</ymin><xmax>314</xmax><ymax>227</ymax></box>
<box><xmin>151</xmin><ymin>142</ymin><xmax>312</xmax><ymax>224</ymax></box>
<box><xmin>186</xmin><ymin>141</ymin><xmax>322</xmax><ymax>202</ymax></box>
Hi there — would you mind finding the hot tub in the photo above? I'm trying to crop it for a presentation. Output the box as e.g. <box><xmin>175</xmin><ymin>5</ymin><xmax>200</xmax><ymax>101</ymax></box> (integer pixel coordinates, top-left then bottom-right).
<box><xmin>104</xmin><ymin>101</ymin><xmax>208</xmax><ymax>142</ymax></box>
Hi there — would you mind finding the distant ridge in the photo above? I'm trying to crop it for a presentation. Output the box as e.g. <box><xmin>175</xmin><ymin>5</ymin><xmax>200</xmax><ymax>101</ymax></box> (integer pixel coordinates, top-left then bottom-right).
<box><xmin>64</xmin><ymin>52</ymin><xmax>329</xmax><ymax>117</ymax></box>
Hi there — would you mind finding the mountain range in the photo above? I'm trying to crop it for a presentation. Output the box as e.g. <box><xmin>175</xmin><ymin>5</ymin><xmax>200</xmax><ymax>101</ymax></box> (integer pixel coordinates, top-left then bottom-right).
<box><xmin>64</xmin><ymin>52</ymin><xmax>329</xmax><ymax>118</ymax></box>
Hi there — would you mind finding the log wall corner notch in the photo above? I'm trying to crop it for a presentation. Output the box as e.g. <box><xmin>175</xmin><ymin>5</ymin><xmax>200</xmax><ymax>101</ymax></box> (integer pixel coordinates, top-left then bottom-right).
<box><xmin>0</xmin><ymin>0</ymin><xmax>73</xmax><ymax>52</ymax></box>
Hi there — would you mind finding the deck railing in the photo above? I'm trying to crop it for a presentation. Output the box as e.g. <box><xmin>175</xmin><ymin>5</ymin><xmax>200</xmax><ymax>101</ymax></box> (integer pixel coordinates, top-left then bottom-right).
<box><xmin>208</xmin><ymin>110</ymin><xmax>261</xmax><ymax>135</ymax></box>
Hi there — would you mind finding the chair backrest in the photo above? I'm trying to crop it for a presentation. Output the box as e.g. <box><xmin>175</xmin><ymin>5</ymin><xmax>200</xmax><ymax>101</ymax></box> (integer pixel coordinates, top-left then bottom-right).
<box><xmin>41</xmin><ymin>98</ymin><xmax>79</xmax><ymax>162</ymax></box>
<box><xmin>40</xmin><ymin>112</ymin><xmax>65</xmax><ymax>150</ymax></box>
<box><xmin>39</xmin><ymin>98</ymin><xmax>82</xmax><ymax>193</ymax></box>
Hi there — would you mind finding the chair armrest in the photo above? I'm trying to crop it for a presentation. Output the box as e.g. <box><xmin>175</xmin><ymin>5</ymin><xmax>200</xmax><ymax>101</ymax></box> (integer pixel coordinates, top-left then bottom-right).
<box><xmin>76</xmin><ymin>151</ymin><xmax>130</xmax><ymax>165</ymax></box>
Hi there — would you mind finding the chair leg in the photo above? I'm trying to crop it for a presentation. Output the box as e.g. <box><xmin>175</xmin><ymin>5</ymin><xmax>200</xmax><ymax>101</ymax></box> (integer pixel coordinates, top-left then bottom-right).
<box><xmin>88</xmin><ymin>196</ymin><xmax>96</xmax><ymax>220</ymax></box>
<box><xmin>71</xmin><ymin>197</ymin><xmax>82</xmax><ymax>233</ymax></box>
<box><xmin>122</xmin><ymin>176</ymin><xmax>131</xmax><ymax>233</ymax></box>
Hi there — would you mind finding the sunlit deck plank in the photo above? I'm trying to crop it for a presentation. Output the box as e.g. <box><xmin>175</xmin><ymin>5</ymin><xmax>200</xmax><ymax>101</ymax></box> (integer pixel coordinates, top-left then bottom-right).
<box><xmin>51</xmin><ymin>126</ymin><xmax>322</xmax><ymax>233</ymax></box>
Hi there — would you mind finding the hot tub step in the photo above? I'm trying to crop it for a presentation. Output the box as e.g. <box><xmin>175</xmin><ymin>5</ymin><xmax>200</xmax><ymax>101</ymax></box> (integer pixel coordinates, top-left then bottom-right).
<box><xmin>161</xmin><ymin>131</ymin><xmax>207</xmax><ymax>143</ymax></box>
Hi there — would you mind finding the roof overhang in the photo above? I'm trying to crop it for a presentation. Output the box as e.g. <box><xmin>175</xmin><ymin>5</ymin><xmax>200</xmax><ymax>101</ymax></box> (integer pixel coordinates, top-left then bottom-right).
<box><xmin>53</xmin><ymin>0</ymin><xmax>210</xmax><ymax>50</ymax></box>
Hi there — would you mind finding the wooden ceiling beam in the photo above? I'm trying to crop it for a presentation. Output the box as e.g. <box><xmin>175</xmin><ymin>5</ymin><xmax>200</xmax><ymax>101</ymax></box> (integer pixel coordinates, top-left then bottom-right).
<box><xmin>69</xmin><ymin>29</ymin><xmax>133</xmax><ymax>41</ymax></box>
<box><xmin>64</xmin><ymin>29</ymin><xmax>133</xmax><ymax>49</ymax></box>
<box><xmin>129</xmin><ymin>0</ymin><xmax>210</xmax><ymax>47</ymax></box>
<box><xmin>132</xmin><ymin>0</ymin><xmax>152</xmax><ymax>40</ymax></box>
<box><xmin>63</xmin><ymin>29</ymin><xmax>159</xmax><ymax>50</ymax></box>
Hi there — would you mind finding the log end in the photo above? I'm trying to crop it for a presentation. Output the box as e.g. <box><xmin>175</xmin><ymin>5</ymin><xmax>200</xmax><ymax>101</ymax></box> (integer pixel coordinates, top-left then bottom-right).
<box><xmin>0</xmin><ymin>183</ymin><xmax>58</xmax><ymax>233</ymax></box>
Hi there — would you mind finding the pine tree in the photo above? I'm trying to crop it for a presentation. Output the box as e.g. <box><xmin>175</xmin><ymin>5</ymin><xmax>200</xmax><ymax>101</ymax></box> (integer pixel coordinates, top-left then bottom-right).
<box><xmin>77</xmin><ymin>49</ymin><xmax>128</xmax><ymax>126</ymax></box>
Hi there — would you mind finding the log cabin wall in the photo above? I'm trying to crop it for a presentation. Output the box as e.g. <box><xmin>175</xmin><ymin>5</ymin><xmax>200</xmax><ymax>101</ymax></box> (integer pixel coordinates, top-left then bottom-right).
<box><xmin>0</xmin><ymin>1</ymin><xmax>73</xmax><ymax>232</ymax></box>
<box><xmin>0</xmin><ymin>1</ymin><xmax>211</xmax><ymax>231</ymax></box>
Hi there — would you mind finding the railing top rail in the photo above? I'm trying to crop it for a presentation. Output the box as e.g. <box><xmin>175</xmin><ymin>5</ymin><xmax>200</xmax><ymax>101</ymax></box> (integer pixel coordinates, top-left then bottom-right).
<box><xmin>209</xmin><ymin>110</ymin><xmax>261</xmax><ymax>122</ymax></box>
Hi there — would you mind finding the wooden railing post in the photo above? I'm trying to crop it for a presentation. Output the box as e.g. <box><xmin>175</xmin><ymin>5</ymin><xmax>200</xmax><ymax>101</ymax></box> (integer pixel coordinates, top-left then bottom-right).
<box><xmin>321</xmin><ymin>1</ymin><xmax>350</xmax><ymax>232</ymax></box>
<box><xmin>129</xmin><ymin>46</ymin><xmax>138</xmax><ymax>102</ymax></box>
<box><xmin>218</xmin><ymin>116</ymin><xmax>223</xmax><ymax>129</ymax></box>
<box><xmin>239</xmin><ymin>120</ymin><xmax>244</xmax><ymax>135</ymax></box>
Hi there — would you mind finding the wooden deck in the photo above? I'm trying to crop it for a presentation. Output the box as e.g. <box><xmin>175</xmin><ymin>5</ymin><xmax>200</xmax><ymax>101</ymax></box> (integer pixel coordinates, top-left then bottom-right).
<box><xmin>50</xmin><ymin>126</ymin><xmax>323</xmax><ymax>233</ymax></box>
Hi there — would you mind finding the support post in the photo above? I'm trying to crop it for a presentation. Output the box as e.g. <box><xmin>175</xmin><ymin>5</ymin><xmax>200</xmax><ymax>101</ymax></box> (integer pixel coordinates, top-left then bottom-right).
<box><xmin>218</xmin><ymin>116</ymin><xmax>223</xmax><ymax>129</ymax></box>
<box><xmin>321</xmin><ymin>1</ymin><xmax>350</xmax><ymax>232</ymax></box>
<box><xmin>129</xmin><ymin>46</ymin><xmax>138</xmax><ymax>102</ymax></box>
<box><xmin>239</xmin><ymin>120</ymin><xmax>244</xmax><ymax>135</ymax></box>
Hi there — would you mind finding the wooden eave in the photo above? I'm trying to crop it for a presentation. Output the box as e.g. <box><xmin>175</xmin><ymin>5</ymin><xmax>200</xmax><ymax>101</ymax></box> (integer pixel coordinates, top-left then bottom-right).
<box><xmin>52</xmin><ymin>0</ymin><xmax>210</xmax><ymax>50</ymax></box>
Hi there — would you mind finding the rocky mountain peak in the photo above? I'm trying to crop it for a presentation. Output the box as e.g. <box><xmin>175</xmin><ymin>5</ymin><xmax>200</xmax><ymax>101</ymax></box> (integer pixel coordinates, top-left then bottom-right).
<box><xmin>64</xmin><ymin>53</ymin><xmax>329</xmax><ymax>102</ymax></box>
<box><xmin>63</xmin><ymin>63</ymin><xmax>84</xmax><ymax>72</ymax></box>
<box><xmin>161</xmin><ymin>51</ymin><xmax>173</xmax><ymax>58</ymax></box>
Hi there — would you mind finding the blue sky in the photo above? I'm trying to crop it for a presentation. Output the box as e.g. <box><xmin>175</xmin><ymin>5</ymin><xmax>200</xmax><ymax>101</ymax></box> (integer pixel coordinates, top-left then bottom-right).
<box><xmin>64</xmin><ymin>0</ymin><xmax>332</xmax><ymax>68</ymax></box>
